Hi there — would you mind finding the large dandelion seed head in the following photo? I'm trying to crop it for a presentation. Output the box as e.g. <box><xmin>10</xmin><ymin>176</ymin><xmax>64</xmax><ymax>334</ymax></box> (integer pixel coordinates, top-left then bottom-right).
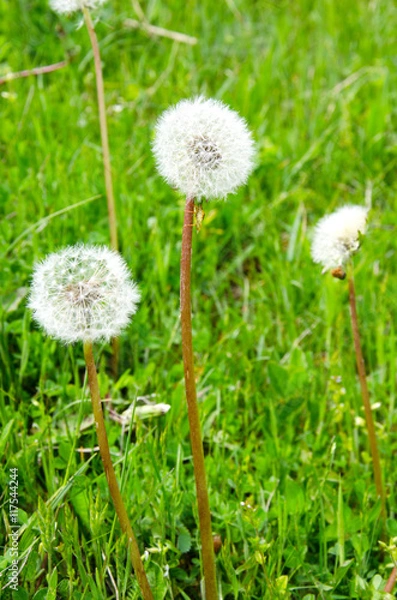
<box><xmin>50</xmin><ymin>0</ymin><xmax>106</xmax><ymax>15</ymax></box>
<box><xmin>311</xmin><ymin>205</ymin><xmax>369</xmax><ymax>272</ymax></box>
<box><xmin>29</xmin><ymin>245</ymin><xmax>140</xmax><ymax>344</ymax></box>
<box><xmin>152</xmin><ymin>96</ymin><xmax>255</xmax><ymax>200</ymax></box>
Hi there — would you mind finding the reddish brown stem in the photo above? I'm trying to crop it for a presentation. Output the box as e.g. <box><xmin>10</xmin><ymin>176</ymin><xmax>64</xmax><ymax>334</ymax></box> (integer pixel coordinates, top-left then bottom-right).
<box><xmin>84</xmin><ymin>342</ymin><xmax>153</xmax><ymax>600</ymax></box>
<box><xmin>83</xmin><ymin>7</ymin><xmax>118</xmax><ymax>252</ymax></box>
<box><xmin>0</xmin><ymin>60</ymin><xmax>67</xmax><ymax>85</ymax></box>
<box><xmin>348</xmin><ymin>274</ymin><xmax>385</xmax><ymax>518</ymax></box>
<box><xmin>83</xmin><ymin>7</ymin><xmax>120</xmax><ymax>376</ymax></box>
<box><xmin>180</xmin><ymin>197</ymin><xmax>218</xmax><ymax>600</ymax></box>
<box><xmin>385</xmin><ymin>566</ymin><xmax>397</xmax><ymax>594</ymax></box>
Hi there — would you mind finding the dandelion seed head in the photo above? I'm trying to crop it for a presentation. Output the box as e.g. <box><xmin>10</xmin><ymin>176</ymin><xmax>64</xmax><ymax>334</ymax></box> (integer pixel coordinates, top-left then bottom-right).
<box><xmin>50</xmin><ymin>0</ymin><xmax>106</xmax><ymax>15</ymax></box>
<box><xmin>152</xmin><ymin>96</ymin><xmax>255</xmax><ymax>200</ymax></box>
<box><xmin>311</xmin><ymin>205</ymin><xmax>369</xmax><ymax>271</ymax></box>
<box><xmin>29</xmin><ymin>245</ymin><xmax>140</xmax><ymax>343</ymax></box>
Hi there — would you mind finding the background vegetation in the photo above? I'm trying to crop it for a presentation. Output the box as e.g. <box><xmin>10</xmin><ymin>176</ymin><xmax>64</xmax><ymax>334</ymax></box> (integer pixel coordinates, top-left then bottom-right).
<box><xmin>1</xmin><ymin>0</ymin><xmax>397</xmax><ymax>597</ymax></box>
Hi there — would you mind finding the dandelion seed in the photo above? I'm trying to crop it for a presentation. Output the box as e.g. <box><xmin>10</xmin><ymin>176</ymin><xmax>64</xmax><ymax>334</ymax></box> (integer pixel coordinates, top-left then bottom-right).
<box><xmin>152</xmin><ymin>96</ymin><xmax>255</xmax><ymax>200</ymax></box>
<box><xmin>311</xmin><ymin>204</ymin><xmax>386</xmax><ymax>518</ymax></box>
<box><xmin>29</xmin><ymin>244</ymin><xmax>140</xmax><ymax>343</ymax></box>
<box><xmin>29</xmin><ymin>244</ymin><xmax>153</xmax><ymax>598</ymax></box>
<box><xmin>152</xmin><ymin>96</ymin><xmax>255</xmax><ymax>599</ymax></box>
<box><xmin>49</xmin><ymin>0</ymin><xmax>106</xmax><ymax>14</ymax></box>
<box><xmin>311</xmin><ymin>205</ymin><xmax>369</xmax><ymax>272</ymax></box>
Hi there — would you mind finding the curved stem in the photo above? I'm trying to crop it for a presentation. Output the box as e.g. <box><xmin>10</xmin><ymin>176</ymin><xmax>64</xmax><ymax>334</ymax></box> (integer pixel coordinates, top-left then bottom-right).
<box><xmin>348</xmin><ymin>273</ymin><xmax>386</xmax><ymax>518</ymax></box>
<box><xmin>83</xmin><ymin>7</ymin><xmax>118</xmax><ymax>252</ymax></box>
<box><xmin>180</xmin><ymin>197</ymin><xmax>218</xmax><ymax>600</ymax></box>
<box><xmin>83</xmin><ymin>342</ymin><xmax>153</xmax><ymax>600</ymax></box>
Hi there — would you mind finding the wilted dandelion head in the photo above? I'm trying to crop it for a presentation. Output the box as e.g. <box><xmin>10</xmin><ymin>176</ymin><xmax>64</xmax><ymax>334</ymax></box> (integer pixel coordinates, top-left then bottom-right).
<box><xmin>311</xmin><ymin>205</ymin><xmax>369</xmax><ymax>272</ymax></box>
<box><xmin>152</xmin><ymin>96</ymin><xmax>255</xmax><ymax>200</ymax></box>
<box><xmin>29</xmin><ymin>245</ymin><xmax>140</xmax><ymax>343</ymax></box>
<box><xmin>50</xmin><ymin>0</ymin><xmax>106</xmax><ymax>15</ymax></box>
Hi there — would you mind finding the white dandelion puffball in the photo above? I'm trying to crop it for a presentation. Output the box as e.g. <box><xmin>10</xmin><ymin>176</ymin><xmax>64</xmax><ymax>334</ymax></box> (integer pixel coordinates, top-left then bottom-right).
<box><xmin>152</xmin><ymin>96</ymin><xmax>255</xmax><ymax>200</ymax></box>
<box><xmin>29</xmin><ymin>245</ymin><xmax>140</xmax><ymax>344</ymax></box>
<box><xmin>50</xmin><ymin>0</ymin><xmax>106</xmax><ymax>15</ymax></box>
<box><xmin>311</xmin><ymin>205</ymin><xmax>369</xmax><ymax>272</ymax></box>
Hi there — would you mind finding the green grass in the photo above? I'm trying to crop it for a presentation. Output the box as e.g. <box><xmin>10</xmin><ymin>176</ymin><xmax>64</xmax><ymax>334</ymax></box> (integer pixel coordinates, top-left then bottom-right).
<box><xmin>1</xmin><ymin>0</ymin><xmax>397</xmax><ymax>597</ymax></box>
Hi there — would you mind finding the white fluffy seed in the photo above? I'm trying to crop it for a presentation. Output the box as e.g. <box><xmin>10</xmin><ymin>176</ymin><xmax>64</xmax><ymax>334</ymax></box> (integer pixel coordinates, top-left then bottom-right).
<box><xmin>49</xmin><ymin>0</ymin><xmax>106</xmax><ymax>15</ymax></box>
<box><xmin>152</xmin><ymin>96</ymin><xmax>255</xmax><ymax>200</ymax></box>
<box><xmin>311</xmin><ymin>205</ymin><xmax>369</xmax><ymax>272</ymax></box>
<box><xmin>29</xmin><ymin>244</ymin><xmax>140</xmax><ymax>343</ymax></box>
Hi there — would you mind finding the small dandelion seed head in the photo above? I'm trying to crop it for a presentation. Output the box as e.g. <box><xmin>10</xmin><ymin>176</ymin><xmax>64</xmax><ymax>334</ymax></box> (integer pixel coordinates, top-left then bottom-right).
<box><xmin>28</xmin><ymin>244</ymin><xmax>140</xmax><ymax>344</ymax></box>
<box><xmin>49</xmin><ymin>0</ymin><xmax>106</xmax><ymax>15</ymax></box>
<box><xmin>311</xmin><ymin>205</ymin><xmax>369</xmax><ymax>272</ymax></box>
<box><xmin>152</xmin><ymin>96</ymin><xmax>255</xmax><ymax>200</ymax></box>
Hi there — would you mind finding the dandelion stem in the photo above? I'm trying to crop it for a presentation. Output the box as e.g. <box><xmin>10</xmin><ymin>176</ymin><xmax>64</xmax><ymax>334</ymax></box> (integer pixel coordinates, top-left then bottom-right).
<box><xmin>347</xmin><ymin>272</ymin><xmax>386</xmax><ymax>517</ymax></box>
<box><xmin>82</xmin><ymin>6</ymin><xmax>118</xmax><ymax>252</ymax></box>
<box><xmin>83</xmin><ymin>7</ymin><xmax>120</xmax><ymax>376</ymax></box>
<box><xmin>0</xmin><ymin>60</ymin><xmax>68</xmax><ymax>85</ymax></box>
<box><xmin>83</xmin><ymin>342</ymin><xmax>153</xmax><ymax>600</ymax></box>
<box><xmin>385</xmin><ymin>567</ymin><xmax>397</xmax><ymax>593</ymax></box>
<box><xmin>180</xmin><ymin>196</ymin><xmax>218</xmax><ymax>600</ymax></box>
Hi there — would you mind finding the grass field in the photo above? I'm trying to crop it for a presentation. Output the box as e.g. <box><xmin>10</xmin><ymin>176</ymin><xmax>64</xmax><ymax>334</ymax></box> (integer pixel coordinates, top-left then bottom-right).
<box><xmin>1</xmin><ymin>0</ymin><xmax>397</xmax><ymax>598</ymax></box>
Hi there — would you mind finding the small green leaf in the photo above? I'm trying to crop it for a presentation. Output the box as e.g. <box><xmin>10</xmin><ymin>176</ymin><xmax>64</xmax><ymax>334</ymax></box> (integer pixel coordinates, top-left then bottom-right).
<box><xmin>285</xmin><ymin>478</ymin><xmax>305</xmax><ymax>514</ymax></box>
<box><xmin>46</xmin><ymin>567</ymin><xmax>58</xmax><ymax>600</ymax></box>
<box><xmin>333</xmin><ymin>559</ymin><xmax>354</xmax><ymax>586</ymax></box>
<box><xmin>0</xmin><ymin>419</ymin><xmax>15</xmax><ymax>455</ymax></box>
<box><xmin>177</xmin><ymin>528</ymin><xmax>192</xmax><ymax>553</ymax></box>
<box><xmin>268</xmin><ymin>362</ymin><xmax>288</xmax><ymax>396</ymax></box>
<box><xmin>33</xmin><ymin>590</ymin><xmax>49</xmax><ymax>600</ymax></box>
<box><xmin>386</xmin><ymin>518</ymin><xmax>397</xmax><ymax>537</ymax></box>
<box><xmin>12</xmin><ymin>589</ymin><xmax>29</xmax><ymax>600</ymax></box>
